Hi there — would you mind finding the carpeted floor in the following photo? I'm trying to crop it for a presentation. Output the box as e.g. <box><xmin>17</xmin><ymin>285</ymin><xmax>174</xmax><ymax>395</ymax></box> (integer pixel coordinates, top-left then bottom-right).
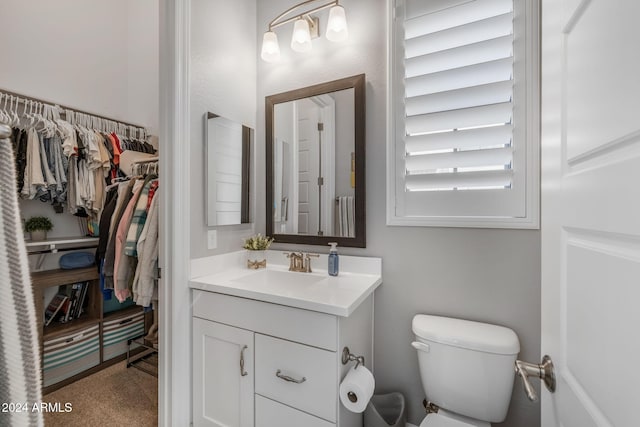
<box><xmin>43</xmin><ymin>360</ymin><xmax>158</xmax><ymax>427</ymax></box>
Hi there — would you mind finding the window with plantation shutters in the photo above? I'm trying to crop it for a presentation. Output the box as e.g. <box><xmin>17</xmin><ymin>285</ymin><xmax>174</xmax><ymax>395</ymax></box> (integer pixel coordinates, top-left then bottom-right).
<box><xmin>387</xmin><ymin>0</ymin><xmax>539</xmax><ymax>228</ymax></box>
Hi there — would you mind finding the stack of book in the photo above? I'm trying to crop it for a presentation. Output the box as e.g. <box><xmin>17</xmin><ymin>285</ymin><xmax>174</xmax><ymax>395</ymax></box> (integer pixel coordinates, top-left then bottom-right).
<box><xmin>43</xmin><ymin>282</ymin><xmax>90</xmax><ymax>326</ymax></box>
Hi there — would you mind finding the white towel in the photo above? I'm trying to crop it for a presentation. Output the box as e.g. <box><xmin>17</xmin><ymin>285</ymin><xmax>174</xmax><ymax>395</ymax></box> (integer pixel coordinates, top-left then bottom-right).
<box><xmin>340</xmin><ymin>196</ymin><xmax>349</xmax><ymax>237</ymax></box>
<box><xmin>347</xmin><ymin>196</ymin><xmax>355</xmax><ymax>237</ymax></box>
<box><xmin>0</xmin><ymin>124</ymin><xmax>43</xmax><ymax>427</ymax></box>
<box><xmin>337</xmin><ymin>196</ymin><xmax>355</xmax><ymax>237</ymax></box>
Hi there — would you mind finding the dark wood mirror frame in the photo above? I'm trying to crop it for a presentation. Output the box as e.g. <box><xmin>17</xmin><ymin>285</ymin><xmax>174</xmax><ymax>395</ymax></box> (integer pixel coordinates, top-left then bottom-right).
<box><xmin>266</xmin><ymin>74</ymin><xmax>366</xmax><ymax>248</ymax></box>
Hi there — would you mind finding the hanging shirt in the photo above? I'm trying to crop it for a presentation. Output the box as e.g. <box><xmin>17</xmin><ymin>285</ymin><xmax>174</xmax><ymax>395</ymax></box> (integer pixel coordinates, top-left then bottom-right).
<box><xmin>21</xmin><ymin>128</ymin><xmax>45</xmax><ymax>199</ymax></box>
<box><xmin>132</xmin><ymin>187</ymin><xmax>159</xmax><ymax>307</ymax></box>
<box><xmin>37</xmin><ymin>134</ymin><xmax>57</xmax><ymax>201</ymax></box>
<box><xmin>56</xmin><ymin>119</ymin><xmax>78</xmax><ymax>158</ymax></box>
<box><xmin>103</xmin><ymin>180</ymin><xmax>136</xmax><ymax>290</ymax></box>
<box><xmin>12</xmin><ymin>129</ymin><xmax>28</xmax><ymax>193</ymax></box>
<box><xmin>114</xmin><ymin>182</ymin><xmax>145</xmax><ymax>301</ymax></box>
<box><xmin>124</xmin><ymin>176</ymin><xmax>157</xmax><ymax>257</ymax></box>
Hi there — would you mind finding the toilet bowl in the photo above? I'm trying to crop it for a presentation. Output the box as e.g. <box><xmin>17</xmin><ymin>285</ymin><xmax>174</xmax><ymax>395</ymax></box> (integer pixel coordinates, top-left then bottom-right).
<box><xmin>412</xmin><ymin>315</ymin><xmax>520</xmax><ymax>427</ymax></box>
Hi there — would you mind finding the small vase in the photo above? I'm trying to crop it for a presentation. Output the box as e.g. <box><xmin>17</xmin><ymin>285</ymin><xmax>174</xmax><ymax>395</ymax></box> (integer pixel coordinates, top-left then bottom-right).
<box><xmin>246</xmin><ymin>250</ymin><xmax>267</xmax><ymax>269</ymax></box>
<box><xmin>30</xmin><ymin>230</ymin><xmax>47</xmax><ymax>242</ymax></box>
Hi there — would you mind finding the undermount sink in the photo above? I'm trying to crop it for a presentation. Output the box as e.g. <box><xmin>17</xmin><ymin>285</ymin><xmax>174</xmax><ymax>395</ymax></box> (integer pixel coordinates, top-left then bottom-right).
<box><xmin>232</xmin><ymin>268</ymin><xmax>326</xmax><ymax>288</ymax></box>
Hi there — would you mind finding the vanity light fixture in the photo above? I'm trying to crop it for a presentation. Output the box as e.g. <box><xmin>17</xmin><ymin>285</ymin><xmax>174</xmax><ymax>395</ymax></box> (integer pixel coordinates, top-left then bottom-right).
<box><xmin>261</xmin><ymin>0</ymin><xmax>349</xmax><ymax>62</ymax></box>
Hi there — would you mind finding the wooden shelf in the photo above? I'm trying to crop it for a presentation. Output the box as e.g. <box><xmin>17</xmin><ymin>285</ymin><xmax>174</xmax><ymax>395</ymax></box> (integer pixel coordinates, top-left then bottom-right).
<box><xmin>32</xmin><ymin>267</ymin><xmax>99</xmax><ymax>290</ymax></box>
<box><xmin>33</xmin><ymin>268</ymin><xmax>101</xmax><ymax>334</ymax></box>
<box><xmin>103</xmin><ymin>305</ymin><xmax>144</xmax><ymax>321</ymax></box>
<box><xmin>43</xmin><ymin>317</ymin><xmax>101</xmax><ymax>340</ymax></box>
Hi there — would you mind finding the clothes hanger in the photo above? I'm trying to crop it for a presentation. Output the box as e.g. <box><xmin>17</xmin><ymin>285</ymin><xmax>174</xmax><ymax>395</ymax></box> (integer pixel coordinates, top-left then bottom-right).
<box><xmin>2</xmin><ymin>95</ymin><xmax>11</xmax><ymax>125</ymax></box>
<box><xmin>0</xmin><ymin>94</ymin><xmax>7</xmax><ymax>124</ymax></box>
<box><xmin>44</xmin><ymin>105</ymin><xmax>57</xmax><ymax>137</ymax></box>
<box><xmin>10</xmin><ymin>97</ymin><xmax>19</xmax><ymax>127</ymax></box>
<box><xmin>4</xmin><ymin>95</ymin><xmax>13</xmax><ymax>126</ymax></box>
<box><xmin>34</xmin><ymin>103</ymin><xmax>47</xmax><ymax>133</ymax></box>
<box><xmin>28</xmin><ymin>101</ymin><xmax>37</xmax><ymax>126</ymax></box>
<box><xmin>21</xmin><ymin>100</ymin><xmax>30</xmax><ymax>125</ymax></box>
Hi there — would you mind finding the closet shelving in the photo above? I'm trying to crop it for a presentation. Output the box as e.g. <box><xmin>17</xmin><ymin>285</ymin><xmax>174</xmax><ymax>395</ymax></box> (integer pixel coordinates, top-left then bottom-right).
<box><xmin>26</xmin><ymin>237</ymin><xmax>99</xmax><ymax>270</ymax></box>
<box><xmin>25</xmin><ymin>236</ymin><xmax>99</xmax><ymax>252</ymax></box>
<box><xmin>32</xmin><ymin>268</ymin><xmax>150</xmax><ymax>394</ymax></box>
<box><xmin>32</xmin><ymin>267</ymin><xmax>101</xmax><ymax>341</ymax></box>
<box><xmin>6</xmin><ymin>87</ymin><xmax>159</xmax><ymax>393</ymax></box>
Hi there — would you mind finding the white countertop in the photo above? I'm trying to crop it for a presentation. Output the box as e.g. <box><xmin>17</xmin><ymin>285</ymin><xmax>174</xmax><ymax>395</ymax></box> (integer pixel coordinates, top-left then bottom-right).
<box><xmin>189</xmin><ymin>251</ymin><xmax>382</xmax><ymax>317</ymax></box>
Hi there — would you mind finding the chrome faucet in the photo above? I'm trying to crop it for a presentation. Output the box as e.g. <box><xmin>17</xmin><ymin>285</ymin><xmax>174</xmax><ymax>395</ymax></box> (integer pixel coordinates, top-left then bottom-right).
<box><xmin>284</xmin><ymin>252</ymin><xmax>319</xmax><ymax>273</ymax></box>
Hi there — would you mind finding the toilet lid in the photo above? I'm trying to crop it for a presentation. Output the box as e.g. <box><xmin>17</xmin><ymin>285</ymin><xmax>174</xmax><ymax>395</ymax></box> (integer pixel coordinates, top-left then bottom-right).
<box><xmin>419</xmin><ymin>413</ymin><xmax>488</xmax><ymax>427</ymax></box>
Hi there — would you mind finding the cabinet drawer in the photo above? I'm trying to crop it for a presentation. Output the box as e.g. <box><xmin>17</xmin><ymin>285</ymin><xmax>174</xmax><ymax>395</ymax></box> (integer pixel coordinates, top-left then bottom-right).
<box><xmin>193</xmin><ymin>290</ymin><xmax>337</xmax><ymax>351</ymax></box>
<box><xmin>43</xmin><ymin>324</ymin><xmax>100</xmax><ymax>387</ymax></box>
<box><xmin>255</xmin><ymin>394</ymin><xmax>334</xmax><ymax>427</ymax></box>
<box><xmin>103</xmin><ymin>310</ymin><xmax>146</xmax><ymax>361</ymax></box>
<box><xmin>255</xmin><ymin>334</ymin><xmax>337</xmax><ymax>422</ymax></box>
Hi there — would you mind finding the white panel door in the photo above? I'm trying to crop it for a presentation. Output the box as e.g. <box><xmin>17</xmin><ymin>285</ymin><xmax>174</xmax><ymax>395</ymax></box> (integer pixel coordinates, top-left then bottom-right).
<box><xmin>541</xmin><ymin>1</ymin><xmax>640</xmax><ymax>426</ymax></box>
<box><xmin>192</xmin><ymin>318</ymin><xmax>254</xmax><ymax>427</ymax></box>
<box><xmin>297</xmin><ymin>98</ymin><xmax>320</xmax><ymax>235</ymax></box>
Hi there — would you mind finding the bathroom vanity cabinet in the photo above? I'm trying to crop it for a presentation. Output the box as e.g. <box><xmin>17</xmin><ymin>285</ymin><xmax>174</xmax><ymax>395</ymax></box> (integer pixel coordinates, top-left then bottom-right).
<box><xmin>191</xmin><ymin>290</ymin><xmax>374</xmax><ymax>427</ymax></box>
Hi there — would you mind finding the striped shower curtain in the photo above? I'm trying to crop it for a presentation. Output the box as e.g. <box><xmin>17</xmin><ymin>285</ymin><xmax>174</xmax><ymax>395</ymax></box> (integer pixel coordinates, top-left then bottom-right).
<box><xmin>0</xmin><ymin>124</ymin><xmax>43</xmax><ymax>426</ymax></box>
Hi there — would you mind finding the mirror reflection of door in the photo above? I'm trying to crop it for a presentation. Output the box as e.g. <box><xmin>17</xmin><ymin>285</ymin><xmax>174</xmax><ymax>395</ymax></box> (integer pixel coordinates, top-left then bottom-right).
<box><xmin>274</xmin><ymin>89</ymin><xmax>355</xmax><ymax>237</ymax></box>
<box><xmin>296</xmin><ymin>96</ymin><xmax>335</xmax><ymax>236</ymax></box>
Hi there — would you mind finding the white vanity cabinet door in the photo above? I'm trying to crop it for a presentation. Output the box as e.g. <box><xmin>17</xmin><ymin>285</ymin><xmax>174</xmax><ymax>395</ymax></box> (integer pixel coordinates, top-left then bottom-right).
<box><xmin>193</xmin><ymin>318</ymin><xmax>254</xmax><ymax>427</ymax></box>
<box><xmin>255</xmin><ymin>395</ymin><xmax>334</xmax><ymax>427</ymax></box>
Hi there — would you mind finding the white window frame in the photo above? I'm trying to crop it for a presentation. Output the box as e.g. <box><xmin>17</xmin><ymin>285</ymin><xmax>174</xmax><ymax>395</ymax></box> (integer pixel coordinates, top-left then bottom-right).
<box><xmin>386</xmin><ymin>0</ymin><xmax>540</xmax><ymax>229</ymax></box>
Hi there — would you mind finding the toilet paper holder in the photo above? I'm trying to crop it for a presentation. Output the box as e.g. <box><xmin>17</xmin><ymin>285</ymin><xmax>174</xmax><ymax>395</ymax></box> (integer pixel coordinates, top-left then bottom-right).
<box><xmin>342</xmin><ymin>346</ymin><xmax>365</xmax><ymax>369</ymax></box>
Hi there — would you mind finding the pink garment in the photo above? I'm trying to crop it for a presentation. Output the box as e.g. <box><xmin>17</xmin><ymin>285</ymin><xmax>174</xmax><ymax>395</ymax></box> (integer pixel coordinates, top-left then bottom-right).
<box><xmin>113</xmin><ymin>185</ymin><xmax>143</xmax><ymax>302</ymax></box>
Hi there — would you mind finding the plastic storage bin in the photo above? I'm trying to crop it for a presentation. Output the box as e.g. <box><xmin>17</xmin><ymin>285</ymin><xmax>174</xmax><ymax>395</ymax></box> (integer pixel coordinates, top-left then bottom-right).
<box><xmin>364</xmin><ymin>392</ymin><xmax>407</xmax><ymax>427</ymax></box>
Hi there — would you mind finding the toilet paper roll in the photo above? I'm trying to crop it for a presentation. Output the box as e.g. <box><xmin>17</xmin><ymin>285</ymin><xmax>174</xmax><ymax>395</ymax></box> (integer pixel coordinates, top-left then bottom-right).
<box><xmin>339</xmin><ymin>365</ymin><xmax>375</xmax><ymax>413</ymax></box>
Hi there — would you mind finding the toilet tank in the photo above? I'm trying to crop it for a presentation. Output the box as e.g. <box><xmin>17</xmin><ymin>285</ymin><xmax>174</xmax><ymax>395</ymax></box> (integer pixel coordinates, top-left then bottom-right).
<box><xmin>412</xmin><ymin>315</ymin><xmax>520</xmax><ymax>423</ymax></box>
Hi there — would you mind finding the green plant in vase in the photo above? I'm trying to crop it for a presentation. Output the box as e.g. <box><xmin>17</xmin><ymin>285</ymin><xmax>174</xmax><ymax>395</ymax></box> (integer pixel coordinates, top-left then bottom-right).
<box><xmin>25</xmin><ymin>216</ymin><xmax>53</xmax><ymax>242</ymax></box>
<box><xmin>243</xmin><ymin>233</ymin><xmax>274</xmax><ymax>269</ymax></box>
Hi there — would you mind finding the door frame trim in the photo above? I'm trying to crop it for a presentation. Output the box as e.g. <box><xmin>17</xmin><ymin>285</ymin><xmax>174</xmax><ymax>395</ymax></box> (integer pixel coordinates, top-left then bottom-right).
<box><xmin>159</xmin><ymin>0</ymin><xmax>192</xmax><ymax>425</ymax></box>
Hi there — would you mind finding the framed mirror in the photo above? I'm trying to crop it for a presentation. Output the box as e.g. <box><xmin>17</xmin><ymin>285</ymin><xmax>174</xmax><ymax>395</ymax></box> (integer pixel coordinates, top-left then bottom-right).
<box><xmin>205</xmin><ymin>112</ymin><xmax>251</xmax><ymax>226</ymax></box>
<box><xmin>266</xmin><ymin>74</ymin><xmax>365</xmax><ymax>247</ymax></box>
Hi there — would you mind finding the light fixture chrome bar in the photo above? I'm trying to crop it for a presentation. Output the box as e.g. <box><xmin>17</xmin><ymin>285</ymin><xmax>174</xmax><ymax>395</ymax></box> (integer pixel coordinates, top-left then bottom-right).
<box><xmin>268</xmin><ymin>0</ymin><xmax>339</xmax><ymax>31</ymax></box>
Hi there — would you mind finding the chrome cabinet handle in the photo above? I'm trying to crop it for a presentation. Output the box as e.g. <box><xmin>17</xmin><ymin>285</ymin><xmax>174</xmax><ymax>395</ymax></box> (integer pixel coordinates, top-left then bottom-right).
<box><xmin>240</xmin><ymin>345</ymin><xmax>248</xmax><ymax>377</ymax></box>
<box><xmin>276</xmin><ymin>369</ymin><xmax>306</xmax><ymax>384</ymax></box>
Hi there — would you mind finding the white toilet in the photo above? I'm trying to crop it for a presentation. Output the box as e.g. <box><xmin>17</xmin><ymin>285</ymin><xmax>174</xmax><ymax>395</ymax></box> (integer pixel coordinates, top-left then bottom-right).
<box><xmin>412</xmin><ymin>315</ymin><xmax>520</xmax><ymax>427</ymax></box>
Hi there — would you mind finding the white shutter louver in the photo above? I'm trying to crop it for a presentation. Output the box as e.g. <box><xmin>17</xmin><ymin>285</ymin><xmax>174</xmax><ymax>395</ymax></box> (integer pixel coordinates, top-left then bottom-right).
<box><xmin>402</xmin><ymin>0</ymin><xmax>514</xmax><ymax>192</ymax></box>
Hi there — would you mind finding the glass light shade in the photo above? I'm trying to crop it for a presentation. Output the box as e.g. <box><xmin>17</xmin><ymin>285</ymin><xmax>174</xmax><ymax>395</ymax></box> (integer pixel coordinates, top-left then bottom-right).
<box><xmin>326</xmin><ymin>5</ymin><xmax>348</xmax><ymax>42</ymax></box>
<box><xmin>261</xmin><ymin>31</ymin><xmax>281</xmax><ymax>62</ymax></box>
<box><xmin>291</xmin><ymin>18</ymin><xmax>312</xmax><ymax>53</ymax></box>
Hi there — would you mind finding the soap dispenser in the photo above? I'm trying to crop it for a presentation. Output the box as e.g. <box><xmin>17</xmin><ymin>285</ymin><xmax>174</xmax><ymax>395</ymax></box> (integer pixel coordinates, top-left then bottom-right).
<box><xmin>328</xmin><ymin>242</ymin><xmax>339</xmax><ymax>276</ymax></box>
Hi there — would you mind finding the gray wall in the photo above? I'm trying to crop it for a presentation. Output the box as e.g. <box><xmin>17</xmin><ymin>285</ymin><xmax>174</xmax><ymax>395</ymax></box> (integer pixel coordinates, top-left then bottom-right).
<box><xmin>0</xmin><ymin>0</ymin><xmax>159</xmax><ymax>134</ymax></box>
<box><xmin>190</xmin><ymin>0</ymin><xmax>257</xmax><ymax>259</ymax></box>
<box><xmin>256</xmin><ymin>1</ymin><xmax>541</xmax><ymax>426</ymax></box>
